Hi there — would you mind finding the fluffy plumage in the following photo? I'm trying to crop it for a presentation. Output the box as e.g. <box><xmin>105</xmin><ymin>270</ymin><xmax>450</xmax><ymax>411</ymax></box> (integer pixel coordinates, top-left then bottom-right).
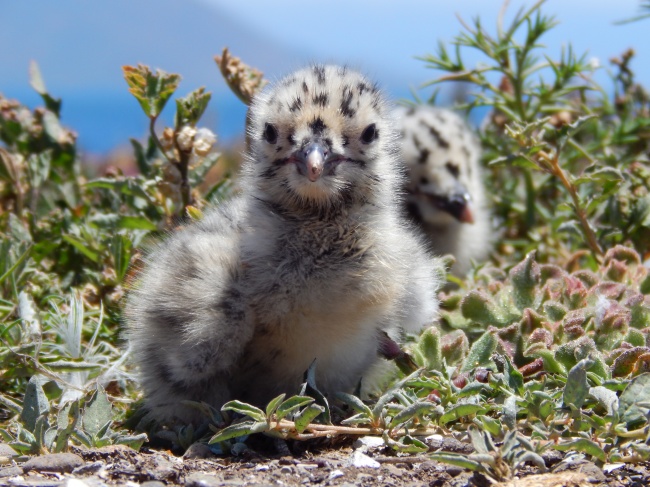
<box><xmin>126</xmin><ymin>66</ymin><xmax>441</xmax><ymax>426</ymax></box>
<box><xmin>396</xmin><ymin>105</ymin><xmax>491</xmax><ymax>276</ymax></box>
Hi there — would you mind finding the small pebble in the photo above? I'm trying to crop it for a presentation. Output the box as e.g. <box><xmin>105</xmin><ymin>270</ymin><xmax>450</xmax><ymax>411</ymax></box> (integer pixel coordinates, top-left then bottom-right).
<box><xmin>64</xmin><ymin>479</ymin><xmax>89</xmax><ymax>487</ymax></box>
<box><xmin>0</xmin><ymin>467</ymin><xmax>23</xmax><ymax>478</ymax></box>
<box><xmin>347</xmin><ymin>450</ymin><xmax>380</xmax><ymax>469</ymax></box>
<box><xmin>22</xmin><ymin>453</ymin><xmax>84</xmax><ymax>473</ymax></box>
<box><xmin>72</xmin><ymin>461</ymin><xmax>105</xmax><ymax>475</ymax></box>
<box><xmin>328</xmin><ymin>469</ymin><xmax>344</xmax><ymax>480</ymax></box>
<box><xmin>353</xmin><ymin>436</ymin><xmax>384</xmax><ymax>450</ymax></box>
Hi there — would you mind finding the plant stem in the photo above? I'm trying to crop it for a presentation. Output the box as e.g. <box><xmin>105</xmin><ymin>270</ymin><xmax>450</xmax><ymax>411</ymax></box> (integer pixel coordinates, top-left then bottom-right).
<box><xmin>272</xmin><ymin>419</ymin><xmax>440</xmax><ymax>441</ymax></box>
<box><xmin>173</xmin><ymin>133</ymin><xmax>193</xmax><ymax>214</ymax></box>
<box><xmin>540</xmin><ymin>150</ymin><xmax>603</xmax><ymax>258</ymax></box>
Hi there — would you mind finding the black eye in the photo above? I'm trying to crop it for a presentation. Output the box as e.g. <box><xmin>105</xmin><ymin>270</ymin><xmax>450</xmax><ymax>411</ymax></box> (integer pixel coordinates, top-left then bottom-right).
<box><xmin>263</xmin><ymin>123</ymin><xmax>278</xmax><ymax>144</ymax></box>
<box><xmin>360</xmin><ymin>123</ymin><xmax>377</xmax><ymax>144</ymax></box>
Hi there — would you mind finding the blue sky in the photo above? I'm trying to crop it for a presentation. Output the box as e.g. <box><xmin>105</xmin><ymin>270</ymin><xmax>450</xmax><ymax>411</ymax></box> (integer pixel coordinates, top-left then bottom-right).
<box><xmin>1</xmin><ymin>0</ymin><xmax>648</xmax><ymax>154</ymax></box>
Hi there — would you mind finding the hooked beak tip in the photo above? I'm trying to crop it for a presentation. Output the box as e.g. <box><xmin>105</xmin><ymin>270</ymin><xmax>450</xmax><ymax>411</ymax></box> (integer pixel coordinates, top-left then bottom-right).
<box><xmin>458</xmin><ymin>205</ymin><xmax>475</xmax><ymax>224</ymax></box>
<box><xmin>295</xmin><ymin>141</ymin><xmax>327</xmax><ymax>182</ymax></box>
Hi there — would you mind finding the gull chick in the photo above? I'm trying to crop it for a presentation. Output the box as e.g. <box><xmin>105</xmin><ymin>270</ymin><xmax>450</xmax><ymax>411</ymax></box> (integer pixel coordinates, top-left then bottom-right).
<box><xmin>126</xmin><ymin>66</ymin><xmax>441</xmax><ymax>426</ymax></box>
<box><xmin>397</xmin><ymin>105</ymin><xmax>491</xmax><ymax>276</ymax></box>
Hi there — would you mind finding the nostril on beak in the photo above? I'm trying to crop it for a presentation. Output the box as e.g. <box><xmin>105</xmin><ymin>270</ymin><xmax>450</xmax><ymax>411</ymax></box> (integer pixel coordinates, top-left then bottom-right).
<box><xmin>297</xmin><ymin>142</ymin><xmax>326</xmax><ymax>182</ymax></box>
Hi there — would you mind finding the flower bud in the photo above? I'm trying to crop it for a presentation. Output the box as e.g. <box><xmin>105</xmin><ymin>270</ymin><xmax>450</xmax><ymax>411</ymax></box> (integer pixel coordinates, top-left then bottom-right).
<box><xmin>193</xmin><ymin>127</ymin><xmax>217</xmax><ymax>156</ymax></box>
<box><xmin>176</xmin><ymin>125</ymin><xmax>196</xmax><ymax>151</ymax></box>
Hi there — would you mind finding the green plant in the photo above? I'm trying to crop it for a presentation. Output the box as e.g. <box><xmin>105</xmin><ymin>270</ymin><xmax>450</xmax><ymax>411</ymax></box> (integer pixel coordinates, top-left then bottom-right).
<box><xmin>0</xmin><ymin>61</ymin><xmax>228</xmax><ymax>451</ymax></box>
<box><xmin>421</xmin><ymin>0</ymin><xmax>650</xmax><ymax>262</ymax></box>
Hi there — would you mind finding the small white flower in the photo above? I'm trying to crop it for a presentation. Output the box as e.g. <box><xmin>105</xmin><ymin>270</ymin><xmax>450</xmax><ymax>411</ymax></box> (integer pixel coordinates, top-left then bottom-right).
<box><xmin>176</xmin><ymin>126</ymin><xmax>197</xmax><ymax>151</ymax></box>
<box><xmin>193</xmin><ymin>127</ymin><xmax>217</xmax><ymax>156</ymax></box>
<box><xmin>588</xmin><ymin>57</ymin><xmax>601</xmax><ymax>70</ymax></box>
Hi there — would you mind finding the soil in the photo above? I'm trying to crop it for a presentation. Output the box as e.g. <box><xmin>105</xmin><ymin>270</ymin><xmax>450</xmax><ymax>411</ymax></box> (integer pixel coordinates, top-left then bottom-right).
<box><xmin>1</xmin><ymin>440</ymin><xmax>649</xmax><ymax>487</ymax></box>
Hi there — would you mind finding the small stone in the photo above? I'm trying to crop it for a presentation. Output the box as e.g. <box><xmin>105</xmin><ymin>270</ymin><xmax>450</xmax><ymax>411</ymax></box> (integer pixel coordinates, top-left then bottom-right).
<box><xmin>1</xmin><ymin>443</ymin><xmax>19</xmax><ymax>459</ymax></box>
<box><xmin>603</xmin><ymin>462</ymin><xmax>625</xmax><ymax>473</ymax></box>
<box><xmin>355</xmin><ymin>473</ymin><xmax>375</xmax><ymax>482</ymax></box>
<box><xmin>71</xmin><ymin>461</ymin><xmax>105</xmax><ymax>475</ymax></box>
<box><xmin>254</xmin><ymin>464</ymin><xmax>269</xmax><ymax>472</ymax></box>
<box><xmin>353</xmin><ymin>436</ymin><xmax>384</xmax><ymax>450</ymax></box>
<box><xmin>141</xmin><ymin>482</ymin><xmax>166</xmax><ymax>487</ymax></box>
<box><xmin>328</xmin><ymin>469</ymin><xmax>344</xmax><ymax>480</ymax></box>
<box><xmin>347</xmin><ymin>450</ymin><xmax>380</xmax><ymax>469</ymax></box>
<box><xmin>183</xmin><ymin>443</ymin><xmax>215</xmax><ymax>460</ymax></box>
<box><xmin>78</xmin><ymin>479</ymin><xmax>108</xmax><ymax>487</ymax></box>
<box><xmin>554</xmin><ymin>458</ymin><xmax>606</xmax><ymax>483</ymax></box>
<box><xmin>0</xmin><ymin>466</ymin><xmax>23</xmax><ymax>478</ymax></box>
<box><xmin>185</xmin><ymin>472</ymin><xmax>222</xmax><ymax>487</ymax></box>
<box><xmin>22</xmin><ymin>453</ymin><xmax>84</xmax><ymax>473</ymax></box>
<box><xmin>8</xmin><ymin>479</ymin><xmax>63</xmax><ymax>487</ymax></box>
<box><xmin>382</xmin><ymin>464</ymin><xmax>403</xmax><ymax>477</ymax></box>
<box><xmin>64</xmin><ymin>479</ymin><xmax>89</xmax><ymax>487</ymax></box>
<box><xmin>280</xmin><ymin>465</ymin><xmax>293</xmax><ymax>474</ymax></box>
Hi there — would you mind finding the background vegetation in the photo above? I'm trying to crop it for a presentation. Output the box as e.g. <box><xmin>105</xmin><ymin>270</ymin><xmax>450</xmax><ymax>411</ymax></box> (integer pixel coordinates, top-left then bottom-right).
<box><xmin>1</xmin><ymin>1</ymin><xmax>649</xmax><ymax>481</ymax></box>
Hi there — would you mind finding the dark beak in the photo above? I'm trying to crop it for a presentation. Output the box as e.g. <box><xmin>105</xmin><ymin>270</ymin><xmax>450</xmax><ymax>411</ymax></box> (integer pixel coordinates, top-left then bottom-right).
<box><xmin>294</xmin><ymin>142</ymin><xmax>327</xmax><ymax>182</ymax></box>
<box><xmin>437</xmin><ymin>191</ymin><xmax>474</xmax><ymax>223</ymax></box>
<box><xmin>419</xmin><ymin>184</ymin><xmax>474</xmax><ymax>224</ymax></box>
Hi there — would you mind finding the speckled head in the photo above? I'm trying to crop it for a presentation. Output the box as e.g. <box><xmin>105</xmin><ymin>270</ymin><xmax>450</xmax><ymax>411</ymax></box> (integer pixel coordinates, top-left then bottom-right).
<box><xmin>397</xmin><ymin>105</ymin><xmax>482</xmax><ymax>226</ymax></box>
<box><xmin>246</xmin><ymin>65</ymin><xmax>398</xmax><ymax>209</ymax></box>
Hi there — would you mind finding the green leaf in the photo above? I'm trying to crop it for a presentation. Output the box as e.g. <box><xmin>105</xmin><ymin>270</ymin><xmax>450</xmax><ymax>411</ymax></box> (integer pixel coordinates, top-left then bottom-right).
<box><xmin>8</xmin><ymin>213</ymin><xmax>33</xmax><ymax>243</ymax></box>
<box><xmin>475</xmin><ymin>415</ymin><xmax>503</xmax><ymax>437</ymax></box>
<box><xmin>417</xmin><ymin>326</ymin><xmax>442</xmax><ymax>371</ymax></box>
<box><xmin>386</xmin><ymin>434</ymin><xmax>429</xmax><ymax>453</ymax></box>
<box><xmin>619</xmin><ymin>373</ymin><xmax>650</xmax><ymax>427</ymax></box>
<box><xmin>526</xmin><ymin>347</ymin><xmax>566</xmax><ymax>375</ymax></box>
<box><xmin>265</xmin><ymin>394</ymin><xmax>286</xmax><ymax>420</ymax></box>
<box><xmin>509</xmin><ymin>251</ymin><xmax>540</xmax><ymax>310</ymax></box>
<box><xmin>45</xmin><ymin>361</ymin><xmax>102</xmax><ymax>372</ymax></box>
<box><xmin>588</xmin><ymin>386</ymin><xmax>618</xmax><ymax>417</ymax></box>
<box><xmin>123</xmin><ymin>64</ymin><xmax>181</xmax><ymax>118</ymax></box>
<box><xmin>335</xmin><ymin>393</ymin><xmax>373</xmax><ymax>417</ymax></box>
<box><xmin>429</xmin><ymin>452</ymin><xmax>485</xmax><ymax>471</ymax></box>
<box><xmin>221</xmin><ymin>400</ymin><xmax>266</xmax><ymax>423</ymax></box>
<box><xmin>461</xmin><ymin>330</ymin><xmax>498</xmax><ymax>372</ymax></box>
<box><xmin>275</xmin><ymin>396</ymin><xmax>314</xmax><ymax>421</ymax></box>
<box><xmin>117</xmin><ymin>216</ymin><xmax>158</xmax><ymax>231</ymax></box>
<box><xmin>460</xmin><ymin>291</ymin><xmax>509</xmax><ymax>327</ymax></box>
<box><xmin>112</xmin><ymin>432</ymin><xmax>148</xmax><ymax>450</ymax></box>
<box><xmin>27</xmin><ymin>151</ymin><xmax>52</xmax><ymax>189</ymax></box>
<box><xmin>502</xmin><ymin>354</ymin><xmax>524</xmax><ymax>395</ymax></box>
<box><xmin>553</xmin><ymin>438</ymin><xmax>606</xmax><ymax>462</ymax></box>
<box><xmin>175</xmin><ymin>87</ymin><xmax>212</xmax><ymax>128</ymax></box>
<box><xmin>468</xmin><ymin>427</ymin><xmax>492</xmax><ymax>454</ymax></box>
<box><xmin>83</xmin><ymin>386</ymin><xmax>113</xmax><ymax>438</ymax></box>
<box><xmin>130</xmin><ymin>137</ymin><xmax>158</xmax><ymax>177</ymax></box>
<box><xmin>502</xmin><ymin>395</ymin><xmax>517</xmax><ymax>431</ymax></box>
<box><xmin>208</xmin><ymin>420</ymin><xmax>268</xmax><ymax>443</ymax></box>
<box><xmin>0</xmin><ymin>243</ymin><xmax>32</xmax><ymax>286</ymax></box>
<box><xmin>563</xmin><ymin>359</ymin><xmax>592</xmax><ymax>409</ymax></box>
<box><xmin>29</xmin><ymin>61</ymin><xmax>61</xmax><ymax>115</ymax></box>
<box><xmin>20</xmin><ymin>376</ymin><xmax>50</xmax><ymax>432</ymax></box>
<box><xmin>294</xmin><ymin>404</ymin><xmax>325</xmax><ymax>433</ymax></box>
<box><xmin>62</xmin><ymin>235</ymin><xmax>99</xmax><ymax>262</ymax></box>
<box><xmin>390</xmin><ymin>401</ymin><xmax>439</xmax><ymax>428</ymax></box>
<box><xmin>440</xmin><ymin>404</ymin><xmax>485</xmax><ymax>424</ymax></box>
<box><xmin>110</xmin><ymin>234</ymin><xmax>133</xmax><ymax>282</ymax></box>
<box><xmin>299</xmin><ymin>361</ymin><xmax>331</xmax><ymax>424</ymax></box>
